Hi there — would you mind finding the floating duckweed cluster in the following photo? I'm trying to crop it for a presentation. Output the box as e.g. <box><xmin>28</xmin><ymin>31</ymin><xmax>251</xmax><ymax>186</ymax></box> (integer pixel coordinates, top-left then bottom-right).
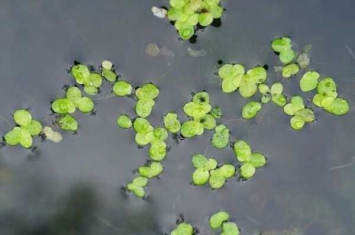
<box><xmin>181</xmin><ymin>91</ymin><xmax>221</xmax><ymax>138</ymax></box>
<box><xmin>70</xmin><ymin>63</ymin><xmax>103</xmax><ymax>95</ymax></box>
<box><xmin>52</xmin><ymin>86</ymin><xmax>95</xmax><ymax>132</ymax></box>
<box><xmin>167</xmin><ymin>0</ymin><xmax>224</xmax><ymax>40</ymax></box>
<box><xmin>313</xmin><ymin>77</ymin><xmax>349</xmax><ymax>115</ymax></box>
<box><xmin>134</xmin><ymin>83</ymin><xmax>160</xmax><ymax>118</ymax></box>
<box><xmin>209</xmin><ymin>211</ymin><xmax>240</xmax><ymax>235</ymax></box>
<box><xmin>211</xmin><ymin>124</ymin><xmax>230</xmax><ymax>148</ymax></box>
<box><xmin>3</xmin><ymin>109</ymin><xmax>42</xmax><ymax>148</ymax></box>
<box><xmin>101</xmin><ymin>60</ymin><xmax>118</xmax><ymax>82</ymax></box>
<box><xmin>191</xmin><ymin>154</ymin><xmax>235</xmax><ymax>189</ymax></box>
<box><xmin>126</xmin><ymin>176</ymin><xmax>149</xmax><ymax>198</ymax></box>
<box><xmin>170</xmin><ymin>222</ymin><xmax>194</xmax><ymax>235</ymax></box>
<box><xmin>218</xmin><ymin>64</ymin><xmax>267</xmax><ymax>97</ymax></box>
<box><xmin>283</xmin><ymin>96</ymin><xmax>315</xmax><ymax>130</ymax></box>
<box><xmin>233</xmin><ymin>140</ymin><xmax>267</xmax><ymax>179</ymax></box>
<box><xmin>258</xmin><ymin>83</ymin><xmax>286</xmax><ymax>106</ymax></box>
<box><xmin>163</xmin><ymin>112</ymin><xmax>182</xmax><ymax>133</ymax></box>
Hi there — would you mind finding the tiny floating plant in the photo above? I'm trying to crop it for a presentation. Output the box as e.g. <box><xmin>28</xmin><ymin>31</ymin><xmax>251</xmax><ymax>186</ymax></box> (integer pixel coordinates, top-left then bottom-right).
<box><xmin>283</xmin><ymin>96</ymin><xmax>315</xmax><ymax>130</ymax></box>
<box><xmin>209</xmin><ymin>211</ymin><xmax>240</xmax><ymax>235</ymax></box>
<box><xmin>166</xmin><ymin>0</ymin><xmax>224</xmax><ymax>40</ymax></box>
<box><xmin>70</xmin><ymin>63</ymin><xmax>103</xmax><ymax>95</ymax></box>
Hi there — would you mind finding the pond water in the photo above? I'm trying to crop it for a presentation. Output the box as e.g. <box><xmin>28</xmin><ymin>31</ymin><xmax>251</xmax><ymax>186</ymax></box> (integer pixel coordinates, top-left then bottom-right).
<box><xmin>1</xmin><ymin>0</ymin><xmax>355</xmax><ymax>235</ymax></box>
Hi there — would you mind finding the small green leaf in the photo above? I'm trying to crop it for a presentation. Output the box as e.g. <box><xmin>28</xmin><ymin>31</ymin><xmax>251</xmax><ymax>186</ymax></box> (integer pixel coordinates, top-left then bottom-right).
<box><xmin>178</xmin><ymin>23</ymin><xmax>194</xmax><ymax>40</ymax></box>
<box><xmin>192</xmin><ymin>91</ymin><xmax>210</xmax><ymax>105</ymax></box>
<box><xmin>279</xmin><ymin>49</ymin><xmax>295</xmax><ymax>64</ymax></box>
<box><xmin>210</xmin><ymin>5</ymin><xmax>223</xmax><ymax>18</ymax></box>
<box><xmin>57</xmin><ymin>114</ymin><xmax>78</xmax><ymax>131</ymax></box>
<box><xmin>300</xmin><ymin>71</ymin><xmax>320</xmax><ymax>92</ymax></box>
<box><xmin>218</xmin><ymin>64</ymin><xmax>245</xmax><ymax>80</ymax></box>
<box><xmin>317</xmin><ymin>77</ymin><xmax>337</xmax><ymax>98</ymax></box>
<box><xmin>84</xmin><ymin>73</ymin><xmax>103</xmax><ymax>88</ymax></box>
<box><xmin>192</xmin><ymin>168</ymin><xmax>210</xmax><ymax>185</ymax></box>
<box><xmin>282</xmin><ymin>64</ymin><xmax>299</xmax><ymax>78</ymax></box>
<box><xmin>25</xmin><ymin>120</ymin><xmax>42</xmax><ymax>136</ymax></box>
<box><xmin>312</xmin><ymin>94</ymin><xmax>324</xmax><ymax>107</ymax></box>
<box><xmin>149</xmin><ymin>141</ymin><xmax>167</xmax><ymax>161</ymax></box>
<box><xmin>136</xmin><ymin>83</ymin><xmax>160</xmax><ymax>100</ymax></box>
<box><xmin>102</xmin><ymin>68</ymin><xmax>117</xmax><ymax>82</ymax></box>
<box><xmin>113</xmin><ymin>81</ymin><xmax>132</xmax><ymax>96</ymax></box>
<box><xmin>240</xmin><ymin>163</ymin><xmax>256</xmax><ymax>179</ymax></box>
<box><xmin>249</xmin><ymin>153</ymin><xmax>267</xmax><ymax>168</ymax></box>
<box><xmin>192</xmin><ymin>154</ymin><xmax>208</xmax><ymax>168</ymax></box>
<box><xmin>135</xmin><ymin>132</ymin><xmax>154</xmax><ymax>146</ymax></box>
<box><xmin>168</xmin><ymin>7</ymin><xmax>182</xmax><ymax>21</ymax></box>
<box><xmin>77</xmin><ymin>97</ymin><xmax>94</xmax><ymax>113</ymax></box>
<box><xmin>169</xmin><ymin>0</ymin><xmax>189</xmax><ymax>9</ymax></box>
<box><xmin>163</xmin><ymin>112</ymin><xmax>181</xmax><ymax>133</ymax></box>
<box><xmin>222</xmin><ymin>222</ymin><xmax>240</xmax><ymax>235</ymax></box>
<box><xmin>211</xmin><ymin>124</ymin><xmax>230</xmax><ymax>149</ymax></box>
<box><xmin>323</xmin><ymin>98</ymin><xmax>349</xmax><ymax>116</ymax></box>
<box><xmin>172</xmin><ymin>223</ymin><xmax>193</xmax><ymax>235</ymax></box>
<box><xmin>272</xmin><ymin>94</ymin><xmax>287</xmax><ymax>107</ymax></box>
<box><xmin>209</xmin><ymin>170</ymin><xmax>226</xmax><ymax>189</ymax></box>
<box><xmin>219</xmin><ymin>164</ymin><xmax>236</xmax><ymax>178</ymax></box>
<box><xmin>133</xmin><ymin>187</ymin><xmax>145</xmax><ymax>198</ymax></box>
<box><xmin>198</xmin><ymin>114</ymin><xmax>216</xmax><ymax>130</ymax></box>
<box><xmin>133</xmin><ymin>118</ymin><xmax>153</xmax><ymax>134</ymax></box>
<box><xmin>66</xmin><ymin>86</ymin><xmax>82</xmax><ymax>105</ymax></box>
<box><xmin>234</xmin><ymin>140</ymin><xmax>251</xmax><ymax>162</ymax></box>
<box><xmin>198</xmin><ymin>12</ymin><xmax>214</xmax><ymax>26</ymax></box>
<box><xmin>222</xmin><ymin>78</ymin><xmax>238</xmax><ymax>93</ymax></box>
<box><xmin>271</xmin><ymin>37</ymin><xmax>292</xmax><ymax>53</ymax></box>
<box><xmin>135</xmin><ymin>99</ymin><xmax>155</xmax><ymax>118</ymax></box>
<box><xmin>116</xmin><ymin>115</ymin><xmax>132</xmax><ymax>129</ymax></box>
<box><xmin>52</xmin><ymin>99</ymin><xmax>76</xmax><ymax>114</ymax></box>
<box><xmin>132</xmin><ymin>177</ymin><xmax>148</xmax><ymax>187</ymax></box>
<box><xmin>247</xmin><ymin>66</ymin><xmax>267</xmax><ymax>84</ymax></box>
<box><xmin>4</xmin><ymin>127</ymin><xmax>22</xmax><ymax>146</ymax></box>
<box><xmin>71</xmin><ymin>64</ymin><xmax>90</xmax><ymax>84</ymax></box>
<box><xmin>153</xmin><ymin>128</ymin><xmax>168</xmax><ymax>142</ymax></box>
<box><xmin>181</xmin><ymin>120</ymin><xmax>204</xmax><ymax>138</ymax></box>
<box><xmin>19</xmin><ymin>128</ymin><xmax>33</xmax><ymax>148</ymax></box>
<box><xmin>210</xmin><ymin>106</ymin><xmax>223</xmax><ymax>118</ymax></box>
<box><xmin>239</xmin><ymin>77</ymin><xmax>257</xmax><ymax>98</ymax></box>
<box><xmin>209</xmin><ymin>211</ymin><xmax>230</xmax><ymax>229</ymax></box>
<box><xmin>205</xmin><ymin>158</ymin><xmax>218</xmax><ymax>171</ymax></box>
<box><xmin>291</xmin><ymin>96</ymin><xmax>305</xmax><ymax>112</ymax></box>
<box><xmin>258</xmin><ymin>84</ymin><xmax>270</xmax><ymax>94</ymax></box>
<box><xmin>242</xmin><ymin>101</ymin><xmax>262</xmax><ymax>119</ymax></box>
<box><xmin>295</xmin><ymin>108</ymin><xmax>315</xmax><ymax>123</ymax></box>
<box><xmin>270</xmin><ymin>83</ymin><xmax>283</xmax><ymax>95</ymax></box>
<box><xmin>83</xmin><ymin>86</ymin><xmax>98</xmax><ymax>95</ymax></box>
<box><xmin>14</xmin><ymin>109</ymin><xmax>32</xmax><ymax>127</ymax></box>
<box><xmin>290</xmin><ymin>116</ymin><xmax>305</xmax><ymax>130</ymax></box>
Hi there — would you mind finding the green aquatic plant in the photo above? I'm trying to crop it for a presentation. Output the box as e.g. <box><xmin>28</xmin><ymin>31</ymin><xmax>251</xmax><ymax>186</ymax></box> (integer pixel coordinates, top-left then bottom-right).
<box><xmin>299</xmin><ymin>71</ymin><xmax>320</xmax><ymax>92</ymax></box>
<box><xmin>163</xmin><ymin>112</ymin><xmax>181</xmax><ymax>133</ymax></box>
<box><xmin>271</xmin><ymin>37</ymin><xmax>295</xmax><ymax>64</ymax></box>
<box><xmin>116</xmin><ymin>115</ymin><xmax>132</xmax><ymax>129</ymax></box>
<box><xmin>167</xmin><ymin>0</ymin><xmax>224</xmax><ymax>40</ymax></box>
<box><xmin>284</xmin><ymin>96</ymin><xmax>315</xmax><ymax>130</ymax></box>
<box><xmin>57</xmin><ymin>114</ymin><xmax>78</xmax><ymax>132</ymax></box>
<box><xmin>170</xmin><ymin>222</ymin><xmax>194</xmax><ymax>235</ymax></box>
<box><xmin>138</xmin><ymin>161</ymin><xmax>163</xmax><ymax>178</ymax></box>
<box><xmin>3</xmin><ymin>109</ymin><xmax>43</xmax><ymax>148</ymax></box>
<box><xmin>210</xmin><ymin>106</ymin><xmax>223</xmax><ymax>118</ymax></box>
<box><xmin>135</xmin><ymin>99</ymin><xmax>155</xmax><ymax>118</ymax></box>
<box><xmin>242</xmin><ymin>101</ymin><xmax>262</xmax><ymax>119</ymax></box>
<box><xmin>211</xmin><ymin>124</ymin><xmax>230</xmax><ymax>148</ymax></box>
<box><xmin>222</xmin><ymin>222</ymin><xmax>240</xmax><ymax>235</ymax></box>
<box><xmin>149</xmin><ymin>141</ymin><xmax>167</xmax><ymax>161</ymax></box>
<box><xmin>52</xmin><ymin>98</ymin><xmax>76</xmax><ymax>114</ymax></box>
<box><xmin>113</xmin><ymin>80</ymin><xmax>133</xmax><ymax>97</ymax></box>
<box><xmin>209</xmin><ymin>211</ymin><xmax>230</xmax><ymax>229</ymax></box>
<box><xmin>181</xmin><ymin>120</ymin><xmax>204</xmax><ymax>138</ymax></box>
<box><xmin>70</xmin><ymin>63</ymin><xmax>103</xmax><ymax>95</ymax></box>
<box><xmin>101</xmin><ymin>60</ymin><xmax>117</xmax><ymax>82</ymax></box>
<box><xmin>126</xmin><ymin>176</ymin><xmax>149</xmax><ymax>198</ymax></box>
<box><xmin>136</xmin><ymin>83</ymin><xmax>160</xmax><ymax>100</ymax></box>
<box><xmin>233</xmin><ymin>140</ymin><xmax>267</xmax><ymax>179</ymax></box>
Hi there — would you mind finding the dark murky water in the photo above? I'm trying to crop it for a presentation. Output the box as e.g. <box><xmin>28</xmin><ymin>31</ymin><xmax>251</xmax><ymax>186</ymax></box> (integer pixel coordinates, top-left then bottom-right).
<box><xmin>1</xmin><ymin>0</ymin><xmax>355</xmax><ymax>234</ymax></box>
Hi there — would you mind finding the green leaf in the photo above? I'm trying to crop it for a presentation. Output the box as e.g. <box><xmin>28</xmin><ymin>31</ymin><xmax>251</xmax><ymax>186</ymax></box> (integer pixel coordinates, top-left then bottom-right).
<box><xmin>116</xmin><ymin>115</ymin><xmax>132</xmax><ymax>129</ymax></box>
<box><xmin>271</xmin><ymin>37</ymin><xmax>292</xmax><ymax>53</ymax></box>
<box><xmin>219</xmin><ymin>164</ymin><xmax>236</xmax><ymax>178</ymax></box>
<box><xmin>192</xmin><ymin>168</ymin><xmax>210</xmax><ymax>185</ymax></box>
<box><xmin>172</xmin><ymin>223</ymin><xmax>193</xmax><ymax>235</ymax></box>
<box><xmin>209</xmin><ymin>170</ymin><xmax>226</xmax><ymax>189</ymax></box>
<box><xmin>205</xmin><ymin>158</ymin><xmax>218</xmax><ymax>171</ymax></box>
<box><xmin>192</xmin><ymin>154</ymin><xmax>208</xmax><ymax>169</ymax></box>
<box><xmin>83</xmin><ymin>86</ymin><xmax>98</xmax><ymax>95</ymax></box>
<box><xmin>133</xmin><ymin>187</ymin><xmax>145</xmax><ymax>198</ymax></box>
<box><xmin>66</xmin><ymin>86</ymin><xmax>82</xmax><ymax>105</ymax></box>
<box><xmin>239</xmin><ymin>77</ymin><xmax>257</xmax><ymax>98</ymax></box>
<box><xmin>136</xmin><ymin>83</ymin><xmax>160</xmax><ymax>100</ymax></box>
<box><xmin>209</xmin><ymin>211</ymin><xmax>230</xmax><ymax>229</ymax></box>
<box><xmin>52</xmin><ymin>99</ymin><xmax>76</xmax><ymax>114</ymax></box>
<box><xmin>133</xmin><ymin>118</ymin><xmax>153</xmax><ymax>134</ymax></box>
<box><xmin>135</xmin><ymin>99</ymin><xmax>155</xmax><ymax>118</ymax></box>
<box><xmin>261</xmin><ymin>94</ymin><xmax>272</xmax><ymax>104</ymax></box>
<box><xmin>163</xmin><ymin>112</ymin><xmax>181</xmax><ymax>133</ymax></box>
<box><xmin>291</xmin><ymin>96</ymin><xmax>305</xmax><ymax>112</ymax></box>
<box><xmin>321</xmin><ymin>96</ymin><xmax>335</xmax><ymax>108</ymax></box>
<box><xmin>295</xmin><ymin>108</ymin><xmax>315</xmax><ymax>122</ymax></box>
<box><xmin>192</xmin><ymin>91</ymin><xmax>210</xmax><ymax>105</ymax></box>
<box><xmin>4</xmin><ymin>127</ymin><xmax>22</xmax><ymax>146</ymax></box>
<box><xmin>279</xmin><ymin>49</ymin><xmax>295</xmax><ymax>64</ymax></box>
<box><xmin>181</xmin><ymin>121</ymin><xmax>204</xmax><ymax>138</ymax></box>
<box><xmin>102</xmin><ymin>68</ymin><xmax>117</xmax><ymax>82</ymax></box>
<box><xmin>57</xmin><ymin>114</ymin><xmax>78</xmax><ymax>131</ymax></box>
<box><xmin>187</xmin><ymin>13</ymin><xmax>199</xmax><ymax>25</ymax></box>
<box><xmin>317</xmin><ymin>77</ymin><xmax>337</xmax><ymax>98</ymax></box>
<box><xmin>272</xmin><ymin>94</ymin><xmax>287</xmax><ymax>107</ymax></box>
<box><xmin>198</xmin><ymin>114</ymin><xmax>216</xmax><ymax>130</ymax></box>
<box><xmin>258</xmin><ymin>84</ymin><xmax>270</xmax><ymax>94</ymax></box>
<box><xmin>247</xmin><ymin>66</ymin><xmax>267</xmax><ymax>84</ymax></box>
<box><xmin>210</xmin><ymin>106</ymin><xmax>223</xmax><ymax>118</ymax></box>
<box><xmin>281</xmin><ymin>64</ymin><xmax>299</xmax><ymax>78</ymax></box>
<box><xmin>242</xmin><ymin>101</ymin><xmax>262</xmax><ymax>119</ymax></box>
<box><xmin>168</xmin><ymin>7</ymin><xmax>182</xmax><ymax>21</ymax></box>
<box><xmin>204</xmin><ymin>0</ymin><xmax>221</xmax><ymax>7</ymax></box>
<box><xmin>153</xmin><ymin>128</ymin><xmax>168</xmax><ymax>142</ymax></box>
<box><xmin>149</xmin><ymin>141</ymin><xmax>167</xmax><ymax>161</ymax></box>
<box><xmin>222</xmin><ymin>77</ymin><xmax>238</xmax><ymax>93</ymax></box>
<box><xmin>77</xmin><ymin>97</ymin><xmax>94</xmax><ymax>113</ymax></box>
<box><xmin>127</xmin><ymin>183</ymin><xmax>138</xmax><ymax>192</ymax></box>
<box><xmin>139</xmin><ymin>162</ymin><xmax>163</xmax><ymax>178</ymax></box>
<box><xmin>222</xmin><ymin>222</ymin><xmax>240</xmax><ymax>235</ymax></box>
<box><xmin>183</xmin><ymin>102</ymin><xmax>211</xmax><ymax>119</ymax></box>
<box><xmin>211</xmin><ymin>124</ymin><xmax>230</xmax><ymax>149</ymax></box>
<box><xmin>283</xmin><ymin>104</ymin><xmax>295</xmax><ymax>116</ymax></box>
<box><xmin>19</xmin><ymin>128</ymin><xmax>33</xmax><ymax>148</ymax></box>
<box><xmin>135</xmin><ymin>132</ymin><xmax>154</xmax><ymax>146</ymax></box>
<box><xmin>13</xmin><ymin>109</ymin><xmax>32</xmax><ymax>127</ymax></box>
<box><xmin>198</xmin><ymin>12</ymin><xmax>214</xmax><ymax>26</ymax></box>
<box><xmin>218</xmin><ymin>64</ymin><xmax>245</xmax><ymax>80</ymax></box>
<box><xmin>25</xmin><ymin>120</ymin><xmax>42</xmax><ymax>136</ymax></box>
<box><xmin>270</xmin><ymin>83</ymin><xmax>283</xmax><ymax>95</ymax></box>
<box><xmin>240</xmin><ymin>163</ymin><xmax>256</xmax><ymax>179</ymax></box>
<box><xmin>300</xmin><ymin>71</ymin><xmax>320</xmax><ymax>92</ymax></box>
<box><xmin>113</xmin><ymin>81</ymin><xmax>132</xmax><ymax>96</ymax></box>
<box><xmin>71</xmin><ymin>64</ymin><xmax>90</xmax><ymax>84</ymax></box>
<box><xmin>312</xmin><ymin>94</ymin><xmax>324</xmax><ymax>107</ymax></box>
<box><xmin>323</xmin><ymin>98</ymin><xmax>349</xmax><ymax>116</ymax></box>
<box><xmin>249</xmin><ymin>153</ymin><xmax>267</xmax><ymax>168</ymax></box>
<box><xmin>290</xmin><ymin>116</ymin><xmax>305</xmax><ymax>130</ymax></box>
<box><xmin>84</xmin><ymin>73</ymin><xmax>103</xmax><ymax>88</ymax></box>
<box><xmin>234</xmin><ymin>140</ymin><xmax>251</xmax><ymax>162</ymax></box>
<box><xmin>178</xmin><ymin>23</ymin><xmax>194</xmax><ymax>40</ymax></box>
<box><xmin>169</xmin><ymin>0</ymin><xmax>189</xmax><ymax>9</ymax></box>
<box><xmin>210</xmin><ymin>5</ymin><xmax>224</xmax><ymax>18</ymax></box>
<box><xmin>132</xmin><ymin>177</ymin><xmax>148</xmax><ymax>187</ymax></box>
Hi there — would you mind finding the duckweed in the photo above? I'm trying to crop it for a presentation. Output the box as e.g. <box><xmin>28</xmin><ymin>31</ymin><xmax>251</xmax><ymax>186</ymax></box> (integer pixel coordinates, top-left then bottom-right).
<box><xmin>57</xmin><ymin>114</ymin><xmax>78</xmax><ymax>132</ymax></box>
<box><xmin>284</xmin><ymin>96</ymin><xmax>315</xmax><ymax>130</ymax></box>
<box><xmin>300</xmin><ymin>71</ymin><xmax>320</xmax><ymax>92</ymax></box>
<box><xmin>116</xmin><ymin>115</ymin><xmax>132</xmax><ymax>129</ymax></box>
<box><xmin>209</xmin><ymin>211</ymin><xmax>240</xmax><ymax>235</ymax></box>
<box><xmin>211</xmin><ymin>124</ymin><xmax>230</xmax><ymax>149</ymax></box>
<box><xmin>170</xmin><ymin>222</ymin><xmax>194</xmax><ymax>235</ymax></box>
<box><xmin>126</xmin><ymin>176</ymin><xmax>149</xmax><ymax>198</ymax></box>
<box><xmin>113</xmin><ymin>81</ymin><xmax>133</xmax><ymax>97</ymax></box>
<box><xmin>242</xmin><ymin>101</ymin><xmax>262</xmax><ymax>119</ymax></box>
<box><xmin>163</xmin><ymin>112</ymin><xmax>181</xmax><ymax>133</ymax></box>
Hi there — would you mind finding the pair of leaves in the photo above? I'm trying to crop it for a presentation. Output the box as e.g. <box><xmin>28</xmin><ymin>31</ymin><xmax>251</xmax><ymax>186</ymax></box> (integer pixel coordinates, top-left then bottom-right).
<box><xmin>170</xmin><ymin>222</ymin><xmax>193</xmax><ymax>235</ymax></box>
<box><xmin>163</xmin><ymin>112</ymin><xmax>181</xmax><ymax>133</ymax></box>
<box><xmin>209</xmin><ymin>211</ymin><xmax>240</xmax><ymax>235</ymax></box>
<box><xmin>211</xmin><ymin>124</ymin><xmax>230</xmax><ymax>148</ymax></box>
<box><xmin>52</xmin><ymin>87</ymin><xmax>95</xmax><ymax>114</ymax></box>
<box><xmin>71</xmin><ymin>64</ymin><xmax>103</xmax><ymax>95</ymax></box>
<box><xmin>283</xmin><ymin>96</ymin><xmax>315</xmax><ymax>130</ymax></box>
<box><xmin>271</xmin><ymin>37</ymin><xmax>295</xmax><ymax>65</ymax></box>
<box><xmin>138</xmin><ymin>161</ymin><xmax>163</xmax><ymax>178</ymax></box>
<box><xmin>126</xmin><ymin>176</ymin><xmax>148</xmax><ymax>198</ymax></box>
<box><xmin>258</xmin><ymin>83</ymin><xmax>286</xmax><ymax>106</ymax></box>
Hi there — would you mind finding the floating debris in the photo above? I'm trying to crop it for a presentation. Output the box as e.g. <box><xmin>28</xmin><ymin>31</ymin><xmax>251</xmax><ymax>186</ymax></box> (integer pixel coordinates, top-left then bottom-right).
<box><xmin>296</xmin><ymin>53</ymin><xmax>310</xmax><ymax>69</ymax></box>
<box><xmin>151</xmin><ymin>6</ymin><xmax>167</xmax><ymax>19</ymax></box>
<box><xmin>187</xmin><ymin>47</ymin><xmax>207</xmax><ymax>57</ymax></box>
<box><xmin>101</xmin><ymin>60</ymin><xmax>113</xmax><ymax>70</ymax></box>
<box><xmin>145</xmin><ymin>43</ymin><xmax>160</xmax><ymax>57</ymax></box>
<box><xmin>42</xmin><ymin>126</ymin><xmax>63</xmax><ymax>143</ymax></box>
<box><xmin>160</xmin><ymin>46</ymin><xmax>175</xmax><ymax>57</ymax></box>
